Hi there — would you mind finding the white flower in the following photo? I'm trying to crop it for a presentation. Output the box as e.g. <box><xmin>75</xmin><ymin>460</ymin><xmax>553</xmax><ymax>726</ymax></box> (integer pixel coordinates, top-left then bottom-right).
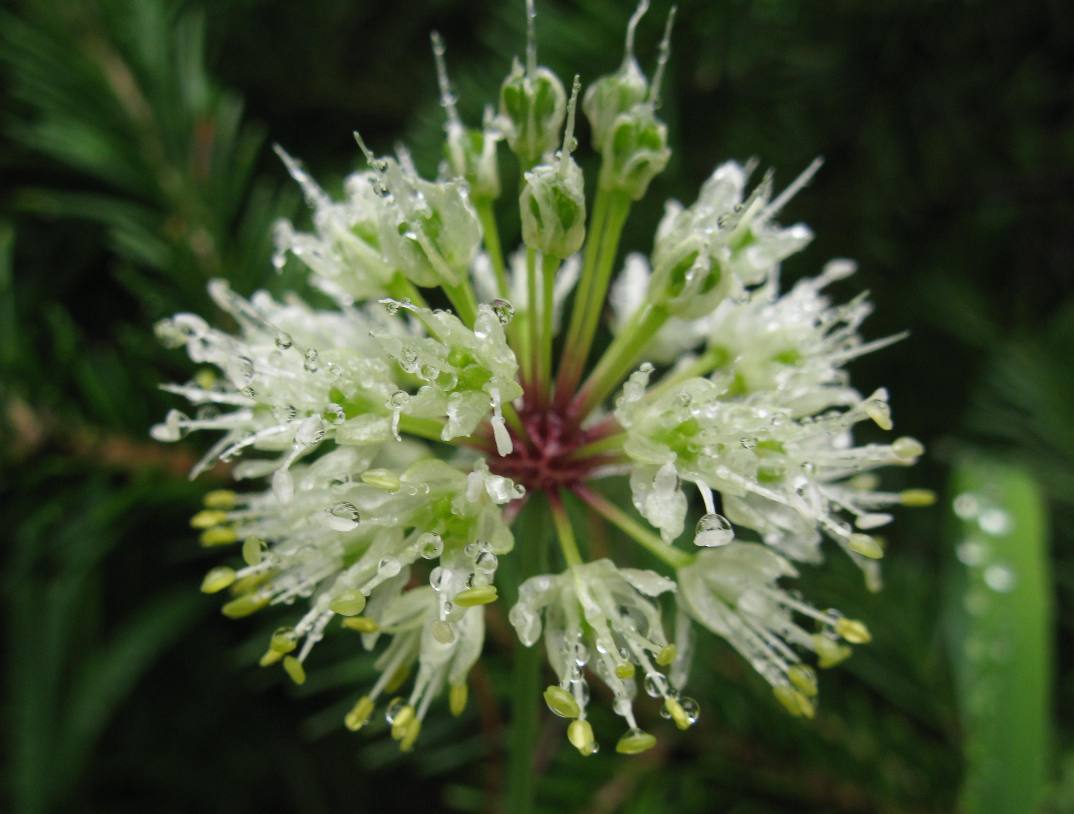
<box><xmin>509</xmin><ymin>559</ymin><xmax>696</xmax><ymax>754</ymax></box>
<box><xmin>679</xmin><ymin>542</ymin><xmax>873</xmax><ymax>718</ymax></box>
<box><xmin>153</xmin><ymin>0</ymin><xmax>929</xmax><ymax>756</ymax></box>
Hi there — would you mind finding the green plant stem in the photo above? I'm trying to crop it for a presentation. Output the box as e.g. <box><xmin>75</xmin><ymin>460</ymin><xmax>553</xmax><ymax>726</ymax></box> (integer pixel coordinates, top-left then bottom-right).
<box><xmin>475</xmin><ymin>199</ymin><xmax>509</xmax><ymax>299</ymax></box>
<box><xmin>442</xmin><ymin>277</ymin><xmax>479</xmax><ymax>327</ymax></box>
<box><xmin>567</xmin><ymin>431</ymin><xmax>627</xmax><ymax>461</ymax></box>
<box><xmin>571</xmin><ymin>304</ymin><xmax>669</xmax><ymax>424</ymax></box>
<box><xmin>555</xmin><ymin>186</ymin><xmax>631</xmax><ymax>404</ymax></box>
<box><xmin>549</xmin><ymin>491</ymin><xmax>583</xmax><ymax>567</ymax></box>
<box><xmin>384</xmin><ymin>273</ymin><xmax>428</xmax><ymax>309</ymax></box>
<box><xmin>574</xmin><ymin>484</ymin><xmax>694</xmax><ymax>570</ymax></box>
<box><xmin>525</xmin><ymin>247</ymin><xmax>539</xmax><ymax>387</ymax></box>
<box><xmin>536</xmin><ymin>252</ymin><xmax>559</xmax><ymax>403</ymax></box>
<box><xmin>642</xmin><ymin>345</ymin><xmax>728</xmax><ymax>403</ymax></box>
<box><xmin>504</xmin><ymin>496</ymin><xmax>549</xmax><ymax>814</ymax></box>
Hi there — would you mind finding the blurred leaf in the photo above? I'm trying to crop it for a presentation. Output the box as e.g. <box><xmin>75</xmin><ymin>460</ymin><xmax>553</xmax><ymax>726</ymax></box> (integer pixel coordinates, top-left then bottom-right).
<box><xmin>948</xmin><ymin>457</ymin><xmax>1052</xmax><ymax>814</ymax></box>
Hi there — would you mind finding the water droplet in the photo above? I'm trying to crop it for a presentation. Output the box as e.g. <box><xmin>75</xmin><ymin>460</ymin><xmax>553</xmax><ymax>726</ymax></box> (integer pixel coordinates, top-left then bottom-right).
<box><xmin>978</xmin><ymin>508</ymin><xmax>1012</xmax><ymax>536</ymax></box>
<box><xmin>325</xmin><ymin>403</ymin><xmax>346</xmax><ymax>424</ymax></box>
<box><xmin>643</xmin><ymin>671</ymin><xmax>669</xmax><ymax>698</ymax></box>
<box><xmin>491</xmin><ymin>298</ymin><xmax>515</xmax><ymax>325</ymax></box>
<box><xmin>385</xmin><ymin>697</ymin><xmax>406</xmax><ymax>723</ymax></box>
<box><xmin>571</xmin><ymin>641</ymin><xmax>589</xmax><ymax>667</ymax></box>
<box><xmin>380</xmin><ymin>298</ymin><xmax>402</xmax><ymax>316</ymax></box>
<box><xmin>275</xmin><ymin>332</ymin><xmax>293</xmax><ymax>350</ymax></box>
<box><xmin>474</xmin><ymin>550</ymin><xmax>498</xmax><ymax>574</ymax></box>
<box><xmin>325</xmin><ymin>502</ymin><xmax>360</xmax><ymax>531</ymax></box>
<box><xmin>295</xmin><ymin>415</ymin><xmax>326</xmax><ymax>446</ymax></box>
<box><xmin>418</xmin><ymin>532</ymin><xmax>444</xmax><ymax>559</ymax></box>
<box><xmin>429</xmin><ymin>566</ymin><xmax>447</xmax><ymax>591</ymax></box>
<box><xmin>378</xmin><ymin>557</ymin><xmax>402</xmax><ymax>578</ymax></box>
<box><xmin>983</xmin><ymin>563</ymin><xmax>1016</xmax><ymax>593</ymax></box>
<box><xmin>678</xmin><ymin>696</ymin><xmax>701</xmax><ymax>724</ymax></box>
<box><xmin>956</xmin><ymin>539</ymin><xmax>987</xmax><ymax>566</ymax></box>
<box><xmin>694</xmin><ymin>513</ymin><xmax>734</xmax><ymax>547</ymax></box>
<box><xmin>303</xmin><ymin>348</ymin><xmax>320</xmax><ymax>373</ymax></box>
<box><xmin>953</xmin><ymin>492</ymin><xmax>980</xmax><ymax>520</ymax></box>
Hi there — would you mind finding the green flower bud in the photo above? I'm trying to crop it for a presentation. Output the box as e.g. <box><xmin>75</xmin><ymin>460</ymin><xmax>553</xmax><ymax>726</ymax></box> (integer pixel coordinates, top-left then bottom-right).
<box><xmin>520</xmin><ymin>76</ymin><xmax>586</xmax><ymax>258</ymax></box>
<box><xmin>583</xmin><ymin>60</ymin><xmax>648</xmax><ymax>152</ymax></box>
<box><xmin>445</xmin><ymin>122</ymin><xmax>501</xmax><ymax>201</ymax></box>
<box><xmin>499</xmin><ymin>59</ymin><xmax>566</xmax><ymax>167</ymax></box>
<box><xmin>598</xmin><ymin>106</ymin><xmax>670</xmax><ymax>200</ymax></box>
<box><xmin>356</xmin><ymin>134</ymin><xmax>481</xmax><ymax>288</ymax></box>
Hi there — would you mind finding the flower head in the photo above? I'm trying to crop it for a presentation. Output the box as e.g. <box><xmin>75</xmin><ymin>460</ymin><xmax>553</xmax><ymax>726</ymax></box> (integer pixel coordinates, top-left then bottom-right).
<box><xmin>153</xmin><ymin>0</ymin><xmax>928</xmax><ymax>757</ymax></box>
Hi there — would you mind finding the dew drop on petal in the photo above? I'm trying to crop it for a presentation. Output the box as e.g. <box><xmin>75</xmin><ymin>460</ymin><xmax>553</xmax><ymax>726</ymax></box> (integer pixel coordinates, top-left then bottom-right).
<box><xmin>694</xmin><ymin>513</ymin><xmax>734</xmax><ymax>547</ymax></box>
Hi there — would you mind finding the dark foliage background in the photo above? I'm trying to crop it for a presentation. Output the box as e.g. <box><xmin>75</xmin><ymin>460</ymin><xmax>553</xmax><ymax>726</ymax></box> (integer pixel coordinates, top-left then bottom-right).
<box><xmin>1</xmin><ymin>1</ymin><xmax>1071</xmax><ymax>812</ymax></box>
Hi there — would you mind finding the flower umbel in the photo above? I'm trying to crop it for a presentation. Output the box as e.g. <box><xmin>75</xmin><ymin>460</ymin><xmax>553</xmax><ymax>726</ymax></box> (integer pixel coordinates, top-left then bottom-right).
<box><xmin>154</xmin><ymin>0</ymin><xmax>930</xmax><ymax>757</ymax></box>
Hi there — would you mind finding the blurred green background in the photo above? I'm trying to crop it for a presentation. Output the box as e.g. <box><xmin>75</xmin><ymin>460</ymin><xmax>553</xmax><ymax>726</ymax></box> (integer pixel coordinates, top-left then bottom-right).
<box><xmin>1</xmin><ymin>0</ymin><xmax>1071</xmax><ymax>812</ymax></box>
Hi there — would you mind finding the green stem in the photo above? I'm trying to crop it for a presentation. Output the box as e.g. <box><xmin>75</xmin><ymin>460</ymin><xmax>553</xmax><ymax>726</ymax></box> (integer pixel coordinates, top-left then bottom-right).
<box><xmin>568</xmin><ymin>431</ymin><xmax>627</xmax><ymax>461</ymax></box>
<box><xmin>525</xmin><ymin>247</ymin><xmax>539</xmax><ymax>387</ymax></box>
<box><xmin>574</xmin><ymin>484</ymin><xmax>694</xmax><ymax>570</ymax></box>
<box><xmin>642</xmin><ymin>346</ymin><xmax>728</xmax><ymax>403</ymax></box>
<box><xmin>573</xmin><ymin>191</ymin><xmax>631</xmax><ymax>370</ymax></box>
<box><xmin>396</xmin><ymin>414</ymin><xmax>446</xmax><ymax>444</ymax></box>
<box><xmin>571</xmin><ymin>304</ymin><xmax>669</xmax><ymax>423</ymax></box>
<box><xmin>536</xmin><ymin>252</ymin><xmax>559</xmax><ymax>402</ymax></box>
<box><xmin>554</xmin><ymin>185</ymin><xmax>619</xmax><ymax>403</ymax></box>
<box><xmin>475</xmin><ymin>199</ymin><xmax>509</xmax><ymax>299</ymax></box>
<box><xmin>384</xmin><ymin>273</ymin><xmax>428</xmax><ymax>309</ymax></box>
<box><xmin>442</xmin><ymin>277</ymin><xmax>479</xmax><ymax>327</ymax></box>
<box><xmin>504</xmin><ymin>496</ymin><xmax>549</xmax><ymax>814</ymax></box>
<box><xmin>549</xmin><ymin>491</ymin><xmax>583</xmax><ymax>567</ymax></box>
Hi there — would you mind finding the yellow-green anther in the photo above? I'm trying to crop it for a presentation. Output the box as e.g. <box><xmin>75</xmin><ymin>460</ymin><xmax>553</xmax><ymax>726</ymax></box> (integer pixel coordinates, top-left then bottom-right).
<box><xmin>787</xmin><ymin>664</ymin><xmax>818</xmax><ymax>697</ymax></box>
<box><xmin>194</xmin><ymin>369</ymin><xmax>217</xmax><ymax>390</ymax></box>
<box><xmin>848</xmin><ymin>533</ymin><xmax>884</xmax><ymax>560</ymax></box>
<box><xmin>449</xmin><ymin>682</ymin><xmax>468</xmax><ymax>717</ymax></box>
<box><xmin>567</xmin><ymin>719</ymin><xmax>597</xmax><ymax>756</ymax></box>
<box><xmin>453</xmin><ymin>585</ymin><xmax>498</xmax><ymax>607</ymax></box>
<box><xmin>773</xmin><ymin>684</ymin><xmax>814</xmax><ymax>719</ymax></box>
<box><xmin>615</xmin><ymin>729</ymin><xmax>657</xmax><ymax>755</ymax></box>
<box><xmin>203</xmin><ymin>489</ymin><xmax>237</xmax><ymax>509</ymax></box>
<box><xmin>385</xmin><ymin>663</ymin><xmax>412</xmax><ymax>693</ymax></box>
<box><xmin>361</xmin><ymin>468</ymin><xmax>401</xmax><ymax>492</ymax></box>
<box><xmin>230</xmin><ymin>572</ymin><xmax>269</xmax><ymax>595</ymax></box>
<box><xmin>270</xmin><ymin>627</ymin><xmax>298</xmax><ymax>654</ymax></box>
<box><xmin>200</xmin><ymin>566</ymin><xmax>236</xmax><ymax>594</ymax></box>
<box><xmin>543</xmin><ymin>685</ymin><xmax>581</xmax><ymax>718</ymax></box>
<box><xmin>835</xmin><ymin>618</ymin><xmax>872</xmax><ymax>644</ymax></box>
<box><xmin>399</xmin><ymin>717</ymin><xmax>422</xmax><ymax>752</ymax></box>
<box><xmin>329</xmin><ymin>589</ymin><xmax>367</xmax><ymax>616</ymax></box>
<box><xmin>615</xmin><ymin>662</ymin><xmax>636</xmax><ymax>679</ymax></box>
<box><xmin>199</xmin><ymin>526</ymin><xmax>238</xmax><ymax>547</ymax></box>
<box><xmin>282</xmin><ymin>655</ymin><xmax>306</xmax><ymax>686</ymax></box>
<box><xmin>900</xmin><ymin>488</ymin><xmax>936</xmax><ymax>507</ymax></box>
<box><xmin>344</xmin><ymin>696</ymin><xmax>375</xmax><ymax>731</ymax></box>
<box><xmin>241</xmin><ymin>537</ymin><xmax>265</xmax><ymax>566</ymax></box>
<box><xmin>892</xmin><ymin>436</ymin><xmax>924</xmax><ymax>460</ymax></box>
<box><xmin>812</xmin><ymin>634</ymin><xmax>853</xmax><ymax>669</ymax></box>
<box><xmin>665</xmin><ymin>696</ymin><xmax>692</xmax><ymax>731</ymax></box>
<box><xmin>863</xmin><ymin>398</ymin><xmax>893</xmax><ymax>430</ymax></box>
<box><xmin>341</xmin><ymin>616</ymin><xmax>379</xmax><ymax>634</ymax></box>
<box><xmin>259</xmin><ymin>649</ymin><xmax>282</xmax><ymax>667</ymax></box>
<box><xmin>191</xmin><ymin>510</ymin><xmax>228</xmax><ymax>529</ymax></box>
<box><xmin>390</xmin><ymin>702</ymin><xmax>416</xmax><ymax>740</ymax></box>
<box><xmin>221</xmin><ymin>593</ymin><xmax>268</xmax><ymax>619</ymax></box>
<box><xmin>655</xmin><ymin>643</ymin><xmax>677</xmax><ymax>666</ymax></box>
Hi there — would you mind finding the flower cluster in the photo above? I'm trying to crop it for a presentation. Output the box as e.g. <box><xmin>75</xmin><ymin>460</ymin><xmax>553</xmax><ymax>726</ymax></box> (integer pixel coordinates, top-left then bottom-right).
<box><xmin>154</xmin><ymin>0</ymin><xmax>929</xmax><ymax>757</ymax></box>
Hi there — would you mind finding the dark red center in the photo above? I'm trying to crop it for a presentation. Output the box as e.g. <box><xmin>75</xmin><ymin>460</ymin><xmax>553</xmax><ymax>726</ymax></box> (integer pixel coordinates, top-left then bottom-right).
<box><xmin>487</xmin><ymin>402</ymin><xmax>616</xmax><ymax>493</ymax></box>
